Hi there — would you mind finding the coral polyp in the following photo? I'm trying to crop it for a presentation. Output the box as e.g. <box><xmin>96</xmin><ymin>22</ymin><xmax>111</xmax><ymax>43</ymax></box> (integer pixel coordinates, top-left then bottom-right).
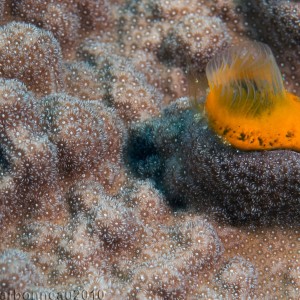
<box><xmin>0</xmin><ymin>0</ymin><xmax>299</xmax><ymax>299</ymax></box>
<box><xmin>205</xmin><ymin>41</ymin><xmax>300</xmax><ymax>151</ymax></box>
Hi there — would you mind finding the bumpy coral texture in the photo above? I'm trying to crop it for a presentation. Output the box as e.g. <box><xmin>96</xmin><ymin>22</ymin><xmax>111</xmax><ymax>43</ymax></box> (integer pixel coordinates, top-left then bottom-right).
<box><xmin>77</xmin><ymin>40</ymin><xmax>162</xmax><ymax>124</ymax></box>
<box><xmin>0</xmin><ymin>0</ymin><xmax>299</xmax><ymax>299</ymax></box>
<box><xmin>0</xmin><ymin>22</ymin><xmax>64</xmax><ymax>96</ymax></box>
<box><xmin>11</xmin><ymin>0</ymin><xmax>114</xmax><ymax>51</ymax></box>
<box><xmin>0</xmin><ymin>249</ymin><xmax>42</xmax><ymax>291</ymax></box>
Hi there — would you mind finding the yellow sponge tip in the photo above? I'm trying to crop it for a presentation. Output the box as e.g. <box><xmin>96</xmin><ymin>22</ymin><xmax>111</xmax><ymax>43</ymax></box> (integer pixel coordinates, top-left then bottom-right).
<box><xmin>204</xmin><ymin>41</ymin><xmax>300</xmax><ymax>151</ymax></box>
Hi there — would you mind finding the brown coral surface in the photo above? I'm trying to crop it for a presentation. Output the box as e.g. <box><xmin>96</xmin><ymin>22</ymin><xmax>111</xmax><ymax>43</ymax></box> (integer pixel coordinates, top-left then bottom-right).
<box><xmin>0</xmin><ymin>0</ymin><xmax>299</xmax><ymax>299</ymax></box>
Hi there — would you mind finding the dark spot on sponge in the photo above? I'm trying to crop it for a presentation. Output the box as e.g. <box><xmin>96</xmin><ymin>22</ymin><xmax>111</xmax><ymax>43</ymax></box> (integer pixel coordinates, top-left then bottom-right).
<box><xmin>223</xmin><ymin>127</ymin><xmax>231</xmax><ymax>136</ymax></box>
<box><xmin>238</xmin><ymin>132</ymin><xmax>246</xmax><ymax>141</ymax></box>
<box><xmin>258</xmin><ymin>137</ymin><xmax>264</xmax><ymax>146</ymax></box>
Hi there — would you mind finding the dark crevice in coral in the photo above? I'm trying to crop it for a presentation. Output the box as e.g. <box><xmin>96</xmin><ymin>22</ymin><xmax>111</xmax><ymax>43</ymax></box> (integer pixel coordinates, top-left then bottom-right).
<box><xmin>0</xmin><ymin>145</ymin><xmax>10</xmax><ymax>175</ymax></box>
<box><xmin>125</xmin><ymin>125</ymin><xmax>164</xmax><ymax>181</ymax></box>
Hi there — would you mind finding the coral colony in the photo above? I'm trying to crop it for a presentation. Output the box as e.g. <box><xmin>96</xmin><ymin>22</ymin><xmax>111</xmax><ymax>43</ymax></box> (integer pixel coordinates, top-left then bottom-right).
<box><xmin>0</xmin><ymin>0</ymin><xmax>299</xmax><ymax>299</ymax></box>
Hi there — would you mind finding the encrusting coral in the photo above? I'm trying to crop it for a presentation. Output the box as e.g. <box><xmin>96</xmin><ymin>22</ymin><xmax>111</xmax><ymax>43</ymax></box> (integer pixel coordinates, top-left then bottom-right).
<box><xmin>0</xmin><ymin>22</ymin><xmax>64</xmax><ymax>96</ymax></box>
<box><xmin>0</xmin><ymin>78</ymin><xmax>60</xmax><ymax>226</ymax></box>
<box><xmin>158</xmin><ymin>8</ymin><xmax>231</xmax><ymax>73</ymax></box>
<box><xmin>10</xmin><ymin>0</ymin><xmax>114</xmax><ymax>52</ymax></box>
<box><xmin>0</xmin><ymin>249</ymin><xmax>42</xmax><ymax>292</ymax></box>
<box><xmin>0</xmin><ymin>0</ymin><xmax>299</xmax><ymax>299</ymax></box>
<box><xmin>39</xmin><ymin>94</ymin><xmax>110</xmax><ymax>180</ymax></box>
<box><xmin>76</xmin><ymin>40</ymin><xmax>163</xmax><ymax>124</ymax></box>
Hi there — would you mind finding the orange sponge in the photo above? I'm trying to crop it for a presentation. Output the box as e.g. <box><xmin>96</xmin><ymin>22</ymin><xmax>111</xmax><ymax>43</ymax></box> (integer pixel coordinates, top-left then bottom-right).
<box><xmin>204</xmin><ymin>41</ymin><xmax>300</xmax><ymax>151</ymax></box>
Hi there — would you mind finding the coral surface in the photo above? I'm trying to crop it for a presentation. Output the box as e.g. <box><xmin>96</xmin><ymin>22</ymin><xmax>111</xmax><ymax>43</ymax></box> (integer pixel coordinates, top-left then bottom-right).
<box><xmin>0</xmin><ymin>0</ymin><xmax>299</xmax><ymax>299</ymax></box>
<box><xmin>128</xmin><ymin>99</ymin><xmax>300</xmax><ymax>225</ymax></box>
